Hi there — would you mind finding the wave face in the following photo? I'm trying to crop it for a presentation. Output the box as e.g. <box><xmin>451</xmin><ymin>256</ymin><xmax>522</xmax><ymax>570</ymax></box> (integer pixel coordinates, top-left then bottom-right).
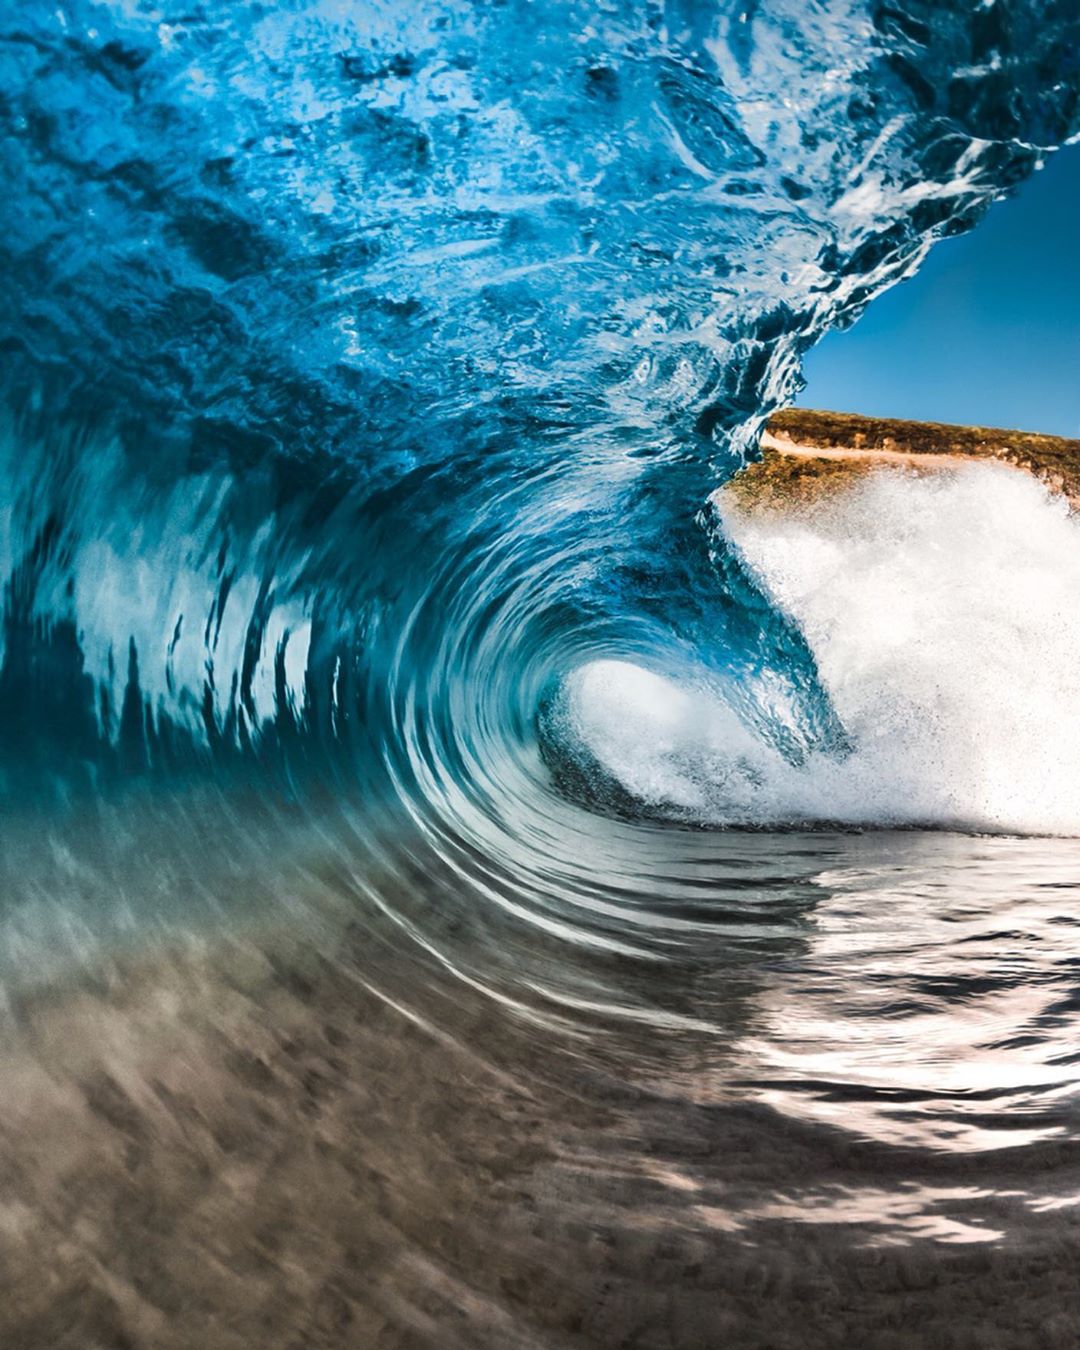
<box><xmin>0</xmin><ymin>0</ymin><xmax>1077</xmax><ymax>1023</ymax></box>
<box><xmin>1</xmin><ymin>1</ymin><xmax>1078</xmax><ymax>818</ymax></box>
<box><xmin>0</xmin><ymin>0</ymin><xmax>1079</xmax><ymax>1040</ymax></box>
<box><xmin>4</xmin><ymin>8</ymin><xmax>1080</xmax><ymax>1342</ymax></box>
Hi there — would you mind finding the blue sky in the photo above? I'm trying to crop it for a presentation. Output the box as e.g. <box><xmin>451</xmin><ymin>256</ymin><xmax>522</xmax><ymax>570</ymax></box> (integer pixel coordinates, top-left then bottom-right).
<box><xmin>799</xmin><ymin>143</ymin><xmax>1080</xmax><ymax>436</ymax></box>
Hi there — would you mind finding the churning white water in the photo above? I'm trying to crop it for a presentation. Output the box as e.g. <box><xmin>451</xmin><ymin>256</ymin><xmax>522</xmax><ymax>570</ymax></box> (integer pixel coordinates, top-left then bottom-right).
<box><xmin>565</xmin><ymin>463</ymin><xmax>1080</xmax><ymax>834</ymax></box>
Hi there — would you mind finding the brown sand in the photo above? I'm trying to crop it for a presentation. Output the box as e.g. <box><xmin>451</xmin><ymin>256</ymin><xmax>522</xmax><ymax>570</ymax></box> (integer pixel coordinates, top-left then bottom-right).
<box><xmin>3</xmin><ymin>909</ymin><xmax>1080</xmax><ymax>1350</ymax></box>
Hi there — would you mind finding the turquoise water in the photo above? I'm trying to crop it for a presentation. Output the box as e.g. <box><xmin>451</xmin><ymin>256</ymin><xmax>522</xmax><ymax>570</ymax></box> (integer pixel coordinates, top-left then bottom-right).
<box><xmin>2</xmin><ymin>2</ymin><xmax>1080</xmax><ymax>1344</ymax></box>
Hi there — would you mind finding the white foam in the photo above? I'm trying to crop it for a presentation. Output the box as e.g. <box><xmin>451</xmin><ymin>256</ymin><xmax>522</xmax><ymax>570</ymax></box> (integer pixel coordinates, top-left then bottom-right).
<box><xmin>564</xmin><ymin>463</ymin><xmax>1080</xmax><ymax>834</ymax></box>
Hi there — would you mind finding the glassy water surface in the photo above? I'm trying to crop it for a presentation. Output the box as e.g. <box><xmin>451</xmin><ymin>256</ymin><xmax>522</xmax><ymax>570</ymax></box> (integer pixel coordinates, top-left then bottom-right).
<box><xmin>2</xmin><ymin>0</ymin><xmax>1080</xmax><ymax>1344</ymax></box>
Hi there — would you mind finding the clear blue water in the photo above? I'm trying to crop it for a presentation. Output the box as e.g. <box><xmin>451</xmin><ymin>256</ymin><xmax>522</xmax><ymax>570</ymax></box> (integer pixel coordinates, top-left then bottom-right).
<box><xmin>2</xmin><ymin>2</ymin><xmax>1080</xmax><ymax>1345</ymax></box>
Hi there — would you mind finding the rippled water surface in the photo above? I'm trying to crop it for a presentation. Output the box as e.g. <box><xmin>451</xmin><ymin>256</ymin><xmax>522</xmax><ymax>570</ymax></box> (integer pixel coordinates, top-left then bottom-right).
<box><xmin>7</xmin><ymin>807</ymin><xmax>1080</xmax><ymax>1346</ymax></box>
<box><xmin>3</xmin><ymin>0</ymin><xmax>1080</xmax><ymax>1345</ymax></box>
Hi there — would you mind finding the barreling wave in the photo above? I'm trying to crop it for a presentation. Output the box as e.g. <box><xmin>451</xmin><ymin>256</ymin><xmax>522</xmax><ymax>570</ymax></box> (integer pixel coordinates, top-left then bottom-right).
<box><xmin>0</xmin><ymin>0</ymin><xmax>1079</xmax><ymax>921</ymax></box>
<box><xmin>7</xmin><ymin>15</ymin><xmax>1080</xmax><ymax>1326</ymax></box>
<box><xmin>7</xmin><ymin>15</ymin><xmax>1080</xmax><ymax>1341</ymax></box>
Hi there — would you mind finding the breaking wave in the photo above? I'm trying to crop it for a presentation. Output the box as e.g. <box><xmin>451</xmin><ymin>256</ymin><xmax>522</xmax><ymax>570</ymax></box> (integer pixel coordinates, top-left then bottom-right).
<box><xmin>562</xmin><ymin>463</ymin><xmax>1080</xmax><ymax>833</ymax></box>
<box><xmin>7</xmin><ymin>9</ymin><xmax>1080</xmax><ymax>1339</ymax></box>
<box><xmin>2</xmin><ymin>0</ymin><xmax>1078</xmax><ymax>842</ymax></box>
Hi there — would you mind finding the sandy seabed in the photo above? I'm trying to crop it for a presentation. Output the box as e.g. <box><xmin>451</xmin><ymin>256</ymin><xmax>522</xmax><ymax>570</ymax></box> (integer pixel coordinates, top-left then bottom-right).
<box><xmin>3</xmin><ymin>906</ymin><xmax>1080</xmax><ymax>1350</ymax></box>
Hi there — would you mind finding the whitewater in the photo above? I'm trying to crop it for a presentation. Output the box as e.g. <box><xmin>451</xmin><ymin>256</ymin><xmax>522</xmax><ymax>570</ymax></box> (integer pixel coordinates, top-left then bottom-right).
<box><xmin>2</xmin><ymin>1</ymin><xmax>1080</xmax><ymax>1346</ymax></box>
<box><xmin>566</xmin><ymin>462</ymin><xmax>1080</xmax><ymax>833</ymax></box>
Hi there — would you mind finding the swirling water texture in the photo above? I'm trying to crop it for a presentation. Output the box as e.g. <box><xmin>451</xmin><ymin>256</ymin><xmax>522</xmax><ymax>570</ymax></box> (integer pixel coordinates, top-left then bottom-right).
<box><xmin>3</xmin><ymin>4</ymin><xmax>1080</xmax><ymax>1348</ymax></box>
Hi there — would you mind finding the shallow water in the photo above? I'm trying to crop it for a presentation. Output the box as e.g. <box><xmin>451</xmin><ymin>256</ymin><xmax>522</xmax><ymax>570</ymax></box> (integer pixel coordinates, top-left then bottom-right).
<box><xmin>6</xmin><ymin>808</ymin><xmax>1080</xmax><ymax>1347</ymax></box>
<box><xmin>3</xmin><ymin>0</ymin><xmax>1080</xmax><ymax>1344</ymax></box>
